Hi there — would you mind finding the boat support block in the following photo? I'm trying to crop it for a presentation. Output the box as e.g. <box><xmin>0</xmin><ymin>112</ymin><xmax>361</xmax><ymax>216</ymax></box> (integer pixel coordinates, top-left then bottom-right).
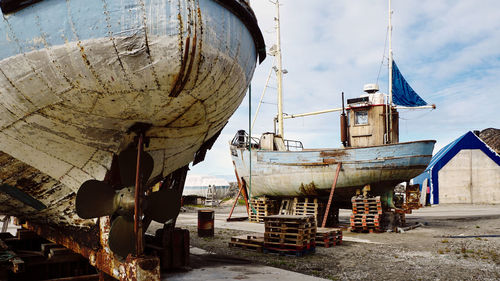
<box><xmin>23</xmin><ymin>217</ymin><xmax>160</xmax><ymax>281</ymax></box>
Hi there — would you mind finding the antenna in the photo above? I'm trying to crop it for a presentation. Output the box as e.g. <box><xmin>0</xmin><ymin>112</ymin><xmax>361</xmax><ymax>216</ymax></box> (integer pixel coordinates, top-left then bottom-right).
<box><xmin>387</xmin><ymin>0</ymin><xmax>393</xmax><ymax>143</ymax></box>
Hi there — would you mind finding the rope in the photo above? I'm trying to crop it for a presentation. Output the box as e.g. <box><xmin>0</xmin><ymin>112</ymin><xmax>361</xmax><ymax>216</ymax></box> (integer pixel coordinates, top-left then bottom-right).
<box><xmin>248</xmin><ymin>85</ymin><xmax>257</xmax><ymax>215</ymax></box>
<box><xmin>376</xmin><ymin>26</ymin><xmax>389</xmax><ymax>84</ymax></box>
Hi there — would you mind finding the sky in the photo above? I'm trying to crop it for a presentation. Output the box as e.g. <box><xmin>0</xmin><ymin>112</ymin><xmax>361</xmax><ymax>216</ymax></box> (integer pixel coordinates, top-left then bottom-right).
<box><xmin>190</xmin><ymin>0</ymin><xmax>500</xmax><ymax>179</ymax></box>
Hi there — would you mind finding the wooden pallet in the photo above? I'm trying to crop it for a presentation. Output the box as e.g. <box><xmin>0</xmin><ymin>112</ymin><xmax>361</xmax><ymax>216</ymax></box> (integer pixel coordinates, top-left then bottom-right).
<box><xmin>292</xmin><ymin>198</ymin><xmax>323</xmax><ymax>215</ymax></box>
<box><xmin>229</xmin><ymin>234</ymin><xmax>265</xmax><ymax>252</ymax></box>
<box><xmin>290</xmin><ymin>197</ymin><xmax>339</xmax><ymax>227</ymax></box>
<box><xmin>249</xmin><ymin>198</ymin><xmax>279</xmax><ymax>223</ymax></box>
<box><xmin>264</xmin><ymin>233</ymin><xmax>315</xmax><ymax>246</ymax></box>
<box><xmin>263</xmin><ymin>215</ymin><xmax>317</xmax><ymax>252</ymax></box>
<box><xmin>264</xmin><ymin>215</ymin><xmax>316</xmax><ymax>225</ymax></box>
<box><xmin>263</xmin><ymin>245</ymin><xmax>316</xmax><ymax>257</ymax></box>
<box><xmin>229</xmin><ymin>242</ymin><xmax>262</xmax><ymax>252</ymax></box>
<box><xmin>315</xmin><ymin>227</ymin><xmax>342</xmax><ymax>248</ymax></box>
<box><xmin>350</xmin><ymin>213</ymin><xmax>382</xmax><ymax>232</ymax></box>
<box><xmin>350</xmin><ymin>214</ymin><xmax>381</xmax><ymax>225</ymax></box>
<box><xmin>249</xmin><ymin>212</ymin><xmax>273</xmax><ymax>223</ymax></box>
<box><xmin>293</xmin><ymin>197</ymin><xmax>319</xmax><ymax>204</ymax></box>
<box><xmin>351</xmin><ymin>196</ymin><xmax>383</xmax><ymax>215</ymax></box>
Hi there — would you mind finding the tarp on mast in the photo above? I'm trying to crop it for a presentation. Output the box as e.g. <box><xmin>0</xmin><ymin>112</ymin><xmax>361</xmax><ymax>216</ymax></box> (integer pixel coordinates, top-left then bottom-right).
<box><xmin>392</xmin><ymin>60</ymin><xmax>428</xmax><ymax>107</ymax></box>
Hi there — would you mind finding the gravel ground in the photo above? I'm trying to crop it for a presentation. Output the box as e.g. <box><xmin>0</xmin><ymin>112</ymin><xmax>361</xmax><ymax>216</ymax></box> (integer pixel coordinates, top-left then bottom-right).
<box><xmin>170</xmin><ymin>204</ymin><xmax>500</xmax><ymax>281</ymax></box>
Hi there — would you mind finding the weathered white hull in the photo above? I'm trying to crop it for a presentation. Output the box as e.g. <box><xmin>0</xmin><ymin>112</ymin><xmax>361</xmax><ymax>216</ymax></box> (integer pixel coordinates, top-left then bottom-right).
<box><xmin>231</xmin><ymin>140</ymin><xmax>435</xmax><ymax>205</ymax></box>
<box><xmin>0</xmin><ymin>0</ymin><xmax>264</xmax><ymax>226</ymax></box>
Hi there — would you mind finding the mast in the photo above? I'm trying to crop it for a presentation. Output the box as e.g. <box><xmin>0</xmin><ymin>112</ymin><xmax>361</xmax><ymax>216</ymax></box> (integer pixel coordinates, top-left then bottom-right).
<box><xmin>387</xmin><ymin>0</ymin><xmax>393</xmax><ymax>143</ymax></box>
<box><xmin>274</xmin><ymin>0</ymin><xmax>285</xmax><ymax>138</ymax></box>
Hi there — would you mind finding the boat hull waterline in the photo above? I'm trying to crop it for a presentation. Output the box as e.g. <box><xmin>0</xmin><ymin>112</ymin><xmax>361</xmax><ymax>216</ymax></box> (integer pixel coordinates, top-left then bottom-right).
<box><xmin>231</xmin><ymin>140</ymin><xmax>436</xmax><ymax>203</ymax></box>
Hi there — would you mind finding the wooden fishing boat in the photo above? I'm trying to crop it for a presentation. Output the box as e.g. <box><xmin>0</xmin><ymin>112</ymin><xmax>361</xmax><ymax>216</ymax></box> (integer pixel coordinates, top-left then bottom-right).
<box><xmin>0</xmin><ymin>0</ymin><xmax>265</xmax><ymax>266</ymax></box>
<box><xmin>230</xmin><ymin>132</ymin><xmax>435</xmax><ymax>207</ymax></box>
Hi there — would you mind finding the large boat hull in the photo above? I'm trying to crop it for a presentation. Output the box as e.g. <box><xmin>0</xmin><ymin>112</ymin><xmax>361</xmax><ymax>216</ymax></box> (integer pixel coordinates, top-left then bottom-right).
<box><xmin>231</xmin><ymin>140</ymin><xmax>435</xmax><ymax>206</ymax></box>
<box><xmin>0</xmin><ymin>0</ymin><xmax>264</xmax><ymax>227</ymax></box>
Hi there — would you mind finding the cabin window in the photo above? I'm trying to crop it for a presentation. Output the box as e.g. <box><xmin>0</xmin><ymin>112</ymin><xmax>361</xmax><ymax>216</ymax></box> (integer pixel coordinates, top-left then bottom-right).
<box><xmin>354</xmin><ymin>110</ymin><xmax>368</xmax><ymax>125</ymax></box>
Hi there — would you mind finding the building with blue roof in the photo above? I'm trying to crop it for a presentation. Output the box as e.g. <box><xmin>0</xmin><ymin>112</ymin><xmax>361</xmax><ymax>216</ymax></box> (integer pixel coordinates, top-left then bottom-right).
<box><xmin>413</xmin><ymin>131</ymin><xmax>500</xmax><ymax>204</ymax></box>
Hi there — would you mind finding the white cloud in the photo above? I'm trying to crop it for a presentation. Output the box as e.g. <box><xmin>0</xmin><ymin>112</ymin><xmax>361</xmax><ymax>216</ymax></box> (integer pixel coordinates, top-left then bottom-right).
<box><xmin>190</xmin><ymin>0</ymin><xmax>500</xmax><ymax>177</ymax></box>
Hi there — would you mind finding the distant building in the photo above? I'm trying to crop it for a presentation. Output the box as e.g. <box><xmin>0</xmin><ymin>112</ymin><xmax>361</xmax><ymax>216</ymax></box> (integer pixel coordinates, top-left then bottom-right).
<box><xmin>183</xmin><ymin>174</ymin><xmax>231</xmax><ymax>199</ymax></box>
<box><xmin>479</xmin><ymin>128</ymin><xmax>500</xmax><ymax>154</ymax></box>
<box><xmin>413</xmin><ymin>131</ymin><xmax>500</xmax><ymax>204</ymax></box>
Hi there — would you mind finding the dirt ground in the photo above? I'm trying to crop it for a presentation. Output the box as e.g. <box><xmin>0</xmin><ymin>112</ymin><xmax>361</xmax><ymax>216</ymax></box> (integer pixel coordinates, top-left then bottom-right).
<box><xmin>174</xmin><ymin>204</ymin><xmax>500</xmax><ymax>281</ymax></box>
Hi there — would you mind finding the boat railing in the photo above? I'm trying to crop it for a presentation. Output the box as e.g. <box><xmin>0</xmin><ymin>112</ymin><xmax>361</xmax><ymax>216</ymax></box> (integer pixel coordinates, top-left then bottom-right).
<box><xmin>231</xmin><ymin>130</ymin><xmax>260</xmax><ymax>149</ymax></box>
<box><xmin>284</xmin><ymin>139</ymin><xmax>303</xmax><ymax>151</ymax></box>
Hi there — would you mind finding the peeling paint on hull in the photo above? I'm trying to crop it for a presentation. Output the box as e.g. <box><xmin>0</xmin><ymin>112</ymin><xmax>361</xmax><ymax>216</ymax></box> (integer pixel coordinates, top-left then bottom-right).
<box><xmin>0</xmin><ymin>0</ymin><xmax>263</xmax><ymax>228</ymax></box>
<box><xmin>231</xmin><ymin>140</ymin><xmax>436</xmax><ymax>201</ymax></box>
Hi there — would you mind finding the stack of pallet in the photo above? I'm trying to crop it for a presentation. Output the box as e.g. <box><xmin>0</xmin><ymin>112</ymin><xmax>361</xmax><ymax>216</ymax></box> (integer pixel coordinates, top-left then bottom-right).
<box><xmin>249</xmin><ymin>197</ymin><xmax>279</xmax><ymax>223</ymax></box>
<box><xmin>350</xmin><ymin>196</ymin><xmax>383</xmax><ymax>232</ymax></box>
<box><xmin>291</xmin><ymin>197</ymin><xmax>338</xmax><ymax>227</ymax></box>
<box><xmin>228</xmin><ymin>233</ymin><xmax>264</xmax><ymax>252</ymax></box>
<box><xmin>292</xmin><ymin>198</ymin><xmax>323</xmax><ymax>216</ymax></box>
<box><xmin>263</xmin><ymin>215</ymin><xmax>316</xmax><ymax>257</ymax></box>
<box><xmin>315</xmin><ymin>227</ymin><xmax>343</xmax><ymax>248</ymax></box>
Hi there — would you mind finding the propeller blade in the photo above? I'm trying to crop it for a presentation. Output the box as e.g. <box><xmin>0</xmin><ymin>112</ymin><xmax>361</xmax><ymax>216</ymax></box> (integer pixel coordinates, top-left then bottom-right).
<box><xmin>118</xmin><ymin>147</ymin><xmax>154</xmax><ymax>187</ymax></box>
<box><xmin>144</xmin><ymin>188</ymin><xmax>182</xmax><ymax>223</ymax></box>
<box><xmin>76</xmin><ymin>180</ymin><xmax>116</xmax><ymax>219</ymax></box>
<box><xmin>108</xmin><ymin>216</ymin><xmax>136</xmax><ymax>258</ymax></box>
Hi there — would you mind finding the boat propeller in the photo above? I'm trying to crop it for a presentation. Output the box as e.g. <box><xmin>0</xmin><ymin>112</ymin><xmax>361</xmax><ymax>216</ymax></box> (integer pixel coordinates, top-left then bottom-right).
<box><xmin>75</xmin><ymin>147</ymin><xmax>182</xmax><ymax>258</ymax></box>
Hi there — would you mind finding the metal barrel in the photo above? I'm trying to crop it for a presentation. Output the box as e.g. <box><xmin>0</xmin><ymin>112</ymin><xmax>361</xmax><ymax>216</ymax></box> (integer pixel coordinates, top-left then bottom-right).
<box><xmin>197</xmin><ymin>210</ymin><xmax>214</xmax><ymax>237</ymax></box>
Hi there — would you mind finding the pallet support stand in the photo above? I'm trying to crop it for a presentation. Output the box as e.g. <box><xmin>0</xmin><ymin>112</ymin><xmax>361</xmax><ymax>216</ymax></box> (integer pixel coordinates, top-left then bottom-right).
<box><xmin>322</xmin><ymin>162</ymin><xmax>342</xmax><ymax>228</ymax></box>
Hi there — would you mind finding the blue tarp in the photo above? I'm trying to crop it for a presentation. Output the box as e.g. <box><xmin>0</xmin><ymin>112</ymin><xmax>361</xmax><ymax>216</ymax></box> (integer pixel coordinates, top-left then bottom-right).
<box><xmin>392</xmin><ymin>60</ymin><xmax>427</xmax><ymax>107</ymax></box>
<box><xmin>412</xmin><ymin>131</ymin><xmax>500</xmax><ymax>204</ymax></box>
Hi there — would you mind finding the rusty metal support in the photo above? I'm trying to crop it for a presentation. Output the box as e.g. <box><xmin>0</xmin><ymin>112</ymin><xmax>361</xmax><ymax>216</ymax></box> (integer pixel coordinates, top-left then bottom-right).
<box><xmin>23</xmin><ymin>219</ymin><xmax>160</xmax><ymax>280</ymax></box>
<box><xmin>227</xmin><ymin>180</ymin><xmax>244</xmax><ymax>221</ymax></box>
<box><xmin>234</xmin><ymin>167</ymin><xmax>250</xmax><ymax>214</ymax></box>
<box><xmin>322</xmin><ymin>162</ymin><xmax>342</xmax><ymax>228</ymax></box>
<box><xmin>227</xmin><ymin>165</ymin><xmax>252</xmax><ymax>221</ymax></box>
<box><xmin>134</xmin><ymin>133</ymin><xmax>144</xmax><ymax>257</ymax></box>
<box><xmin>241</xmin><ymin>180</ymin><xmax>251</xmax><ymax>215</ymax></box>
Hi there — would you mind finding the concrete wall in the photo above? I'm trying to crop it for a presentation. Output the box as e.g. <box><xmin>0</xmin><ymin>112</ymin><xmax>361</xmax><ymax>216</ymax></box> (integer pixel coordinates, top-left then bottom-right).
<box><xmin>438</xmin><ymin>149</ymin><xmax>500</xmax><ymax>204</ymax></box>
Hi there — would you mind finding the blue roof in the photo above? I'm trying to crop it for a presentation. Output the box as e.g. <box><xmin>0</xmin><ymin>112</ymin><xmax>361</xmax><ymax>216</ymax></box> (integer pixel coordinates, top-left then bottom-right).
<box><xmin>414</xmin><ymin>131</ymin><xmax>500</xmax><ymax>204</ymax></box>
<box><xmin>426</xmin><ymin>131</ymin><xmax>500</xmax><ymax>171</ymax></box>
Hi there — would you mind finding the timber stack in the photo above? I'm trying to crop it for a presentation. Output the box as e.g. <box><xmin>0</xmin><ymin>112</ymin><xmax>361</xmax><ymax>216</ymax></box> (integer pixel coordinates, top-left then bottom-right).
<box><xmin>263</xmin><ymin>215</ymin><xmax>316</xmax><ymax>257</ymax></box>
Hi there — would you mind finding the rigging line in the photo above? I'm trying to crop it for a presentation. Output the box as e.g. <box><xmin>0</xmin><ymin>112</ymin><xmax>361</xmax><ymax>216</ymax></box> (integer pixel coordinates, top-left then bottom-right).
<box><xmin>376</xmin><ymin>26</ymin><xmax>389</xmax><ymax>84</ymax></box>
<box><xmin>261</xmin><ymin>101</ymin><xmax>277</xmax><ymax>105</ymax></box>
<box><xmin>252</xmin><ymin>57</ymin><xmax>276</xmax><ymax>131</ymax></box>
<box><xmin>248</xmin><ymin>84</ymin><xmax>257</xmax><ymax>215</ymax></box>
